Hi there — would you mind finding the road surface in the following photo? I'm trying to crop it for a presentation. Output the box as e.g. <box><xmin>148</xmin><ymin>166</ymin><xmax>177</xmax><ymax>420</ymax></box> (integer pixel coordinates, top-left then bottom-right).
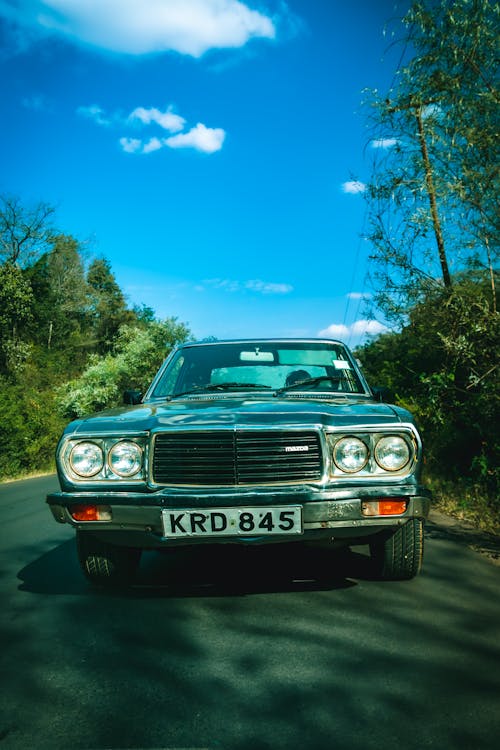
<box><xmin>1</xmin><ymin>475</ymin><xmax>499</xmax><ymax>750</ymax></box>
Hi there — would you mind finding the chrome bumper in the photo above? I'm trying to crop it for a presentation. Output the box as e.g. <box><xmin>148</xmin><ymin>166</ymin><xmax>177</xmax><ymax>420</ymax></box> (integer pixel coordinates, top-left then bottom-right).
<box><xmin>47</xmin><ymin>485</ymin><xmax>431</xmax><ymax>547</ymax></box>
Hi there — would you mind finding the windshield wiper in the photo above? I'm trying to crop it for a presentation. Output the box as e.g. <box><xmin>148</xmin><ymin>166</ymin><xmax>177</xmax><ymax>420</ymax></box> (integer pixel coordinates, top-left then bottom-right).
<box><xmin>275</xmin><ymin>375</ymin><xmax>342</xmax><ymax>395</ymax></box>
<box><xmin>169</xmin><ymin>382</ymin><xmax>272</xmax><ymax>399</ymax></box>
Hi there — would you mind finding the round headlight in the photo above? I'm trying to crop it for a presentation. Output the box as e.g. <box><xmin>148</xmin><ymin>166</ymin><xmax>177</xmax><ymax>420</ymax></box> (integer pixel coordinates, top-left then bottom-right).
<box><xmin>333</xmin><ymin>437</ymin><xmax>369</xmax><ymax>473</ymax></box>
<box><xmin>69</xmin><ymin>442</ymin><xmax>104</xmax><ymax>478</ymax></box>
<box><xmin>108</xmin><ymin>441</ymin><xmax>143</xmax><ymax>477</ymax></box>
<box><xmin>375</xmin><ymin>436</ymin><xmax>411</xmax><ymax>471</ymax></box>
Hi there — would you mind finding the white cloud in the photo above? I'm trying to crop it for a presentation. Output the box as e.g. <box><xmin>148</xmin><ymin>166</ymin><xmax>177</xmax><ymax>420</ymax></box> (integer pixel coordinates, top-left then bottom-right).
<box><xmin>318</xmin><ymin>323</ymin><xmax>349</xmax><ymax>339</ymax></box>
<box><xmin>142</xmin><ymin>137</ymin><xmax>163</xmax><ymax>154</ymax></box>
<box><xmin>203</xmin><ymin>278</ymin><xmax>293</xmax><ymax>294</ymax></box>
<box><xmin>77</xmin><ymin>103</ymin><xmax>186</xmax><ymax>132</ymax></box>
<box><xmin>346</xmin><ymin>292</ymin><xmax>368</xmax><ymax>300</ymax></box>
<box><xmin>351</xmin><ymin>319</ymin><xmax>388</xmax><ymax>336</ymax></box>
<box><xmin>204</xmin><ymin>278</ymin><xmax>242</xmax><ymax>292</ymax></box>
<box><xmin>78</xmin><ymin>102</ymin><xmax>226</xmax><ymax>156</ymax></box>
<box><xmin>8</xmin><ymin>0</ymin><xmax>276</xmax><ymax>58</ymax></box>
<box><xmin>318</xmin><ymin>319</ymin><xmax>389</xmax><ymax>340</ymax></box>
<box><xmin>341</xmin><ymin>180</ymin><xmax>366</xmax><ymax>195</ymax></box>
<box><xmin>129</xmin><ymin>106</ymin><xmax>185</xmax><ymax>133</ymax></box>
<box><xmin>77</xmin><ymin>104</ymin><xmax>112</xmax><ymax>126</ymax></box>
<box><xmin>22</xmin><ymin>94</ymin><xmax>50</xmax><ymax>112</ymax></box>
<box><xmin>165</xmin><ymin>123</ymin><xmax>226</xmax><ymax>153</ymax></box>
<box><xmin>245</xmin><ymin>280</ymin><xmax>293</xmax><ymax>295</ymax></box>
<box><xmin>119</xmin><ymin>136</ymin><xmax>142</xmax><ymax>153</ymax></box>
<box><xmin>370</xmin><ymin>138</ymin><xmax>398</xmax><ymax>149</ymax></box>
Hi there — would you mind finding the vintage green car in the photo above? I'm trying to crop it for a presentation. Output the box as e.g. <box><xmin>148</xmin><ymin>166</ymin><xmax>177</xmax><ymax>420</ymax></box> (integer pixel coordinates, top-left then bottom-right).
<box><xmin>47</xmin><ymin>338</ymin><xmax>431</xmax><ymax>586</ymax></box>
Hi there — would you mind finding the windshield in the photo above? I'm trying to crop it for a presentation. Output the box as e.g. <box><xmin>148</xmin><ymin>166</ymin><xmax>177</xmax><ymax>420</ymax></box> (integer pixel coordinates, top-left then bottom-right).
<box><xmin>149</xmin><ymin>341</ymin><xmax>366</xmax><ymax>399</ymax></box>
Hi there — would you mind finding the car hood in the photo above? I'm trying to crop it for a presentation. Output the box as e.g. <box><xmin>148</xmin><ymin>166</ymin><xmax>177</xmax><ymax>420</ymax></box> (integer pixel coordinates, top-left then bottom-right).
<box><xmin>65</xmin><ymin>396</ymin><xmax>414</xmax><ymax>436</ymax></box>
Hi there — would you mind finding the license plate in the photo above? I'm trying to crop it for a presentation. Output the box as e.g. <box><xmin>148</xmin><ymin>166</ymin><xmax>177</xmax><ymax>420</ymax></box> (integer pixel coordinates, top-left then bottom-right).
<box><xmin>161</xmin><ymin>506</ymin><xmax>302</xmax><ymax>538</ymax></box>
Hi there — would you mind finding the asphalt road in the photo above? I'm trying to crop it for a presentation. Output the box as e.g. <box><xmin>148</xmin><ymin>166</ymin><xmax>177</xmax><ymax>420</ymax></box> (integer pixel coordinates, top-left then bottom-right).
<box><xmin>1</xmin><ymin>475</ymin><xmax>499</xmax><ymax>750</ymax></box>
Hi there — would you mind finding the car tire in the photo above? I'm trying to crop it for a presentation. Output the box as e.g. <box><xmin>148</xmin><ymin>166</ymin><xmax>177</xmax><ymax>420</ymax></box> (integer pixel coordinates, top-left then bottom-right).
<box><xmin>76</xmin><ymin>531</ymin><xmax>141</xmax><ymax>587</ymax></box>
<box><xmin>369</xmin><ymin>519</ymin><xmax>424</xmax><ymax>580</ymax></box>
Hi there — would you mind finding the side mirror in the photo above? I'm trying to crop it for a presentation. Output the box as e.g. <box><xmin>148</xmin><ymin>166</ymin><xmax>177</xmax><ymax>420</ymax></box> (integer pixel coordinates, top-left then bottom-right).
<box><xmin>371</xmin><ymin>386</ymin><xmax>394</xmax><ymax>403</ymax></box>
<box><xmin>123</xmin><ymin>389</ymin><xmax>143</xmax><ymax>405</ymax></box>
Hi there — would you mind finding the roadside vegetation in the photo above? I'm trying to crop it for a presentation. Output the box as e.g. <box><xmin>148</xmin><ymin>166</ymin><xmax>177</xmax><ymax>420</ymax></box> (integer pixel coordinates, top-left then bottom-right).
<box><xmin>356</xmin><ymin>0</ymin><xmax>498</xmax><ymax>529</ymax></box>
<box><xmin>0</xmin><ymin>0</ymin><xmax>497</xmax><ymax>528</ymax></box>
<box><xmin>0</xmin><ymin>196</ymin><xmax>190</xmax><ymax>479</ymax></box>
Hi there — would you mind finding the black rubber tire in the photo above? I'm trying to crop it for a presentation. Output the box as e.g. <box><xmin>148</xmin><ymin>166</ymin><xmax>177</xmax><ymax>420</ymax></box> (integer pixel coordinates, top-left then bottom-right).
<box><xmin>76</xmin><ymin>531</ymin><xmax>141</xmax><ymax>587</ymax></box>
<box><xmin>369</xmin><ymin>519</ymin><xmax>424</xmax><ymax>580</ymax></box>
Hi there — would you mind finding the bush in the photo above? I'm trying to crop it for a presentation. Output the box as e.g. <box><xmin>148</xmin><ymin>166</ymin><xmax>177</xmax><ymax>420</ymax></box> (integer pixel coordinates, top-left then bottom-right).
<box><xmin>357</xmin><ymin>274</ymin><xmax>499</xmax><ymax>515</ymax></box>
<box><xmin>0</xmin><ymin>381</ymin><xmax>64</xmax><ymax>478</ymax></box>
<box><xmin>57</xmin><ymin>318</ymin><xmax>190</xmax><ymax>419</ymax></box>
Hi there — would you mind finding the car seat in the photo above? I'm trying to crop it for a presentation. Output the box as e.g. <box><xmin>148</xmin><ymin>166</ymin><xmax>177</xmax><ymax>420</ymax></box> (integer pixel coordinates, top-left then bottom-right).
<box><xmin>285</xmin><ymin>369</ymin><xmax>311</xmax><ymax>387</ymax></box>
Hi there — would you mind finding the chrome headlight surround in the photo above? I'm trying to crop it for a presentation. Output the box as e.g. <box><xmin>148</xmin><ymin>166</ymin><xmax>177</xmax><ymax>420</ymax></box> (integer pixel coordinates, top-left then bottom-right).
<box><xmin>60</xmin><ymin>437</ymin><xmax>146</xmax><ymax>483</ymax></box>
<box><xmin>327</xmin><ymin>428</ymin><xmax>417</xmax><ymax>478</ymax></box>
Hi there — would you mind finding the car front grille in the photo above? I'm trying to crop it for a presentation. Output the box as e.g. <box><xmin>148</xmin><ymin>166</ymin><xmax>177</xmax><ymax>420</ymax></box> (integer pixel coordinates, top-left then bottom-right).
<box><xmin>151</xmin><ymin>430</ymin><xmax>323</xmax><ymax>486</ymax></box>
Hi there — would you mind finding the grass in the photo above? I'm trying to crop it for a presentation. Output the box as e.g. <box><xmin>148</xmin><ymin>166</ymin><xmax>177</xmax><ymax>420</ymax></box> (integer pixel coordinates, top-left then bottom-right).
<box><xmin>0</xmin><ymin>463</ymin><xmax>56</xmax><ymax>484</ymax></box>
<box><xmin>427</xmin><ymin>474</ymin><xmax>500</xmax><ymax>534</ymax></box>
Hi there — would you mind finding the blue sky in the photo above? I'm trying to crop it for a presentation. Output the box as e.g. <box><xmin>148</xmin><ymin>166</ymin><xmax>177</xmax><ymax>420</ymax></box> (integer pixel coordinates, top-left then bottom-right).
<box><xmin>0</xmin><ymin>0</ymin><xmax>409</xmax><ymax>348</ymax></box>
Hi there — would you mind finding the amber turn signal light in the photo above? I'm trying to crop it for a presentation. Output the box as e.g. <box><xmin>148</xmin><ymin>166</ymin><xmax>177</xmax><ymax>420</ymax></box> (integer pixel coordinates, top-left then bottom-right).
<box><xmin>361</xmin><ymin>499</ymin><xmax>407</xmax><ymax>517</ymax></box>
<box><xmin>70</xmin><ymin>504</ymin><xmax>112</xmax><ymax>521</ymax></box>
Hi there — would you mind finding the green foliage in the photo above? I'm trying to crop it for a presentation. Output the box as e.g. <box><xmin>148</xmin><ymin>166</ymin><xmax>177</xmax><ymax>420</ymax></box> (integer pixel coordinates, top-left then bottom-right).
<box><xmin>57</xmin><ymin>318</ymin><xmax>190</xmax><ymax>419</ymax></box>
<box><xmin>0</xmin><ymin>262</ymin><xmax>33</xmax><ymax>331</ymax></box>
<box><xmin>0</xmin><ymin>194</ymin><xmax>191</xmax><ymax>480</ymax></box>
<box><xmin>357</xmin><ymin>275</ymin><xmax>499</xmax><ymax>498</ymax></box>
<box><xmin>358</xmin><ymin>0</ymin><xmax>499</xmax><ymax>522</ymax></box>
<box><xmin>0</xmin><ymin>262</ymin><xmax>34</xmax><ymax>374</ymax></box>
<box><xmin>0</xmin><ymin>378</ymin><xmax>65</xmax><ymax>478</ymax></box>
<box><xmin>25</xmin><ymin>235</ymin><xmax>90</xmax><ymax>360</ymax></box>
<box><xmin>87</xmin><ymin>258</ymin><xmax>136</xmax><ymax>353</ymax></box>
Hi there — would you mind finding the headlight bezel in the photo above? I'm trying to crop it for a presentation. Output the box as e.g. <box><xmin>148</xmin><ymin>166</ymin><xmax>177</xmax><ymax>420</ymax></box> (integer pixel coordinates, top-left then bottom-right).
<box><xmin>328</xmin><ymin>430</ymin><xmax>417</xmax><ymax>478</ymax></box>
<box><xmin>61</xmin><ymin>436</ymin><xmax>146</xmax><ymax>483</ymax></box>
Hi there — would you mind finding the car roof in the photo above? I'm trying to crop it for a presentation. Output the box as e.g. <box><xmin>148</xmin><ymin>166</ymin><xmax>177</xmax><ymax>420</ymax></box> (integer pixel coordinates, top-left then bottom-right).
<box><xmin>178</xmin><ymin>338</ymin><xmax>346</xmax><ymax>348</ymax></box>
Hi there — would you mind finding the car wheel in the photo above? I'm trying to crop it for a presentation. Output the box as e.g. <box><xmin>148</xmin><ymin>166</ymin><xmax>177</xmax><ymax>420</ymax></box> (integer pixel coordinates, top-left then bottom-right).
<box><xmin>76</xmin><ymin>531</ymin><xmax>141</xmax><ymax>587</ymax></box>
<box><xmin>369</xmin><ymin>519</ymin><xmax>424</xmax><ymax>580</ymax></box>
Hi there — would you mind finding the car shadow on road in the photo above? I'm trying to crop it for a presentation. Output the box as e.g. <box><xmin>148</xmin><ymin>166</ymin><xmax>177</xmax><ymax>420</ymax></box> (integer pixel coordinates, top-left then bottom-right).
<box><xmin>17</xmin><ymin>539</ymin><xmax>370</xmax><ymax>597</ymax></box>
<box><xmin>131</xmin><ymin>544</ymin><xmax>365</xmax><ymax>598</ymax></box>
<box><xmin>17</xmin><ymin>539</ymin><xmax>86</xmax><ymax>595</ymax></box>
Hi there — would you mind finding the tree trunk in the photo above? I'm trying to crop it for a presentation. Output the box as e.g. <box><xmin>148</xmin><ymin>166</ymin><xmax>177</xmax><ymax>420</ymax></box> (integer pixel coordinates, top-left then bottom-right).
<box><xmin>416</xmin><ymin>107</ymin><xmax>452</xmax><ymax>289</ymax></box>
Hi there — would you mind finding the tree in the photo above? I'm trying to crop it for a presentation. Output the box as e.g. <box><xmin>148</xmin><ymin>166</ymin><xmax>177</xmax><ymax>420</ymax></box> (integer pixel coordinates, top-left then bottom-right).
<box><xmin>0</xmin><ymin>262</ymin><xmax>34</xmax><ymax>375</ymax></box>
<box><xmin>58</xmin><ymin>318</ymin><xmax>191</xmax><ymax>418</ymax></box>
<box><xmin>0</xmin><ymin>195</ymin><xmax>194</xmax><ymax>479</ymax></box>
<box><xmin>357</xmin><ymin>272</ymin><xmax>498</xmax><ymax>494</ymax></box>
<box><xmin>26</xmin><ymin>235</ymin><xmax>90</xmax><ymax>356</ymax></box>
<box><xmin>0</xmin><ymin>194</ymin><xmax>54</xmax><ymax>267</ymax></box>
<box><xmin>87</xmin><ymin>258</ymin><xmax>136</xmax><ymax>352</ymax></box>
<box><xmin>0</xmin><ymin>263</ymin><xmax>33</xmax><ymax>336</ymax></box>
<box><xmin>357</xmin><ymin>0</ymin><xmax>499</xmax><ymax>518</ymax></box>
<box><xmin>364</xmin><ymin>0</ymin><xmax>498</xmax><ymax>320</ymax></box>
